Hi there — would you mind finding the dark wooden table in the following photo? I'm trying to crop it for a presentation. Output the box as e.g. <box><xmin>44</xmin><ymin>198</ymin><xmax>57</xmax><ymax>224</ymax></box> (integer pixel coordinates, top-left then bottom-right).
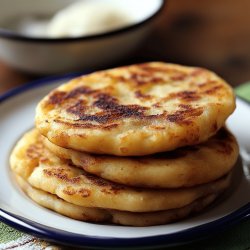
<box><xmin>1</xmin><ymin>0</ymin><xmax>250</xmax><ymax>94</ymax></box>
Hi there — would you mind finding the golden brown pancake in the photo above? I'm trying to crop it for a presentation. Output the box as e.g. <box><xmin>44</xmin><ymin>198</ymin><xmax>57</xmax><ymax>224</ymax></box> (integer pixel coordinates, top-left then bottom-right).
<box><xmin>15</xmin><ymin>174</ymin><xmax>221</xmax><ymax>226</ymax></box>
<box><xmin>35</xmin><ymin>62</ymin><xmax>235</xmax><ymax>156</ymax></box>
<box><xmin>10</xmin><ymin>129</ymin><xmax>232</xmax><ymax>212</ymax></box>
<box><xmin>43</xmin><ymin>128</ymin><xmax>238</xmax><ymax>188</ymax></box>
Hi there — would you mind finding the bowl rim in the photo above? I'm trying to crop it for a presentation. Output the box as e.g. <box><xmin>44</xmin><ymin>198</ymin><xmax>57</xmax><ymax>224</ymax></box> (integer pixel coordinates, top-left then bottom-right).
<box><xmin>0</xmin><ymin>0</ymin><xmax>165</xmax><ymax>43</ymax></box>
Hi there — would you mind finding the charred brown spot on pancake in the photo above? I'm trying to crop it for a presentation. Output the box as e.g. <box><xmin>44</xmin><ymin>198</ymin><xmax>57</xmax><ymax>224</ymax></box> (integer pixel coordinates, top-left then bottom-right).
<box><xmin>77</xmin><ymin>114</ymin><xmax>113</xmax><ymax>124</ymax></box>
<box><xmin>53</xmin><ymin>119</ymin><xmax>119</xmax><ymax>130</ymax></box>
<box><xmin>168</xmin><ymin>91</ymin><xmax>201</xmax><ymax>101</ymax></box>
<box><xmin>84</xmin><ymin>172</ymin><xmax>124</xmax><ymax>193</ymax></box>
<box><xmin>94</xmin><ymin>93</ymin><xmax>147</xmax><ymax>116</ymax></box>
<box><xmin>65</xmin><ymin>92</ymin><xmax>149</xmax><ymax>125</ymax></box>
<box><xmin>67</xmin><ymin>93</ymin><xmax>149</xmax><ymax>125</ymax></box>
<box><xmin>66</xmin><ymin>100</ymin><xmax>87</xmax><ymax>116</ymax></box>
<box><xmin>105</xmin><ymin>65</ymin><xmax>165</xmax><ymax>86</ymax></box>
<box><xmin>47</xmin><ymin>91</ymin><xmax>66</xmax><ymax>105</ymax></box>
<box><xmin>78</xmin><ymin>188</ymin><xmax>91</xmax><ymax>197</ymax></box>
<box><xmin>198</xmin><ymin>80</ymin><xmax>217</xmax><ymax>89</ymax></box>
<box><xmin>63</xmin><ymin>186</ymin><xmax>91</xmax><ymax>197</ymax></box>
<box><xmin>137</xmin><ymin>64</ymin><xmax>206</xmax><ymax>83</ymax></box>
<box><xmin>128</xmin><ymin>72</ymin><xmax>164</xmax><ymax>86</ymax></box>
<box><xmin>43</xmin><ymin>168</ymin><xmax>81</xmax><ymax>184</ymax></box>
<box><xmin>149</xmin><ymin>125</ymin><xmax>166</xmax><ymax>130</ymax></box>
<box><xmin>153</xmin><ymin>102</ymin><xmax>162</xmax><ymax>108</ymax></box>
<box><xmin>167</xmin><ymin>106</ymin><xmax>203</xmax><ymax>124</ymax></box>
<box><xmin>62</xmin><ymin>186</ymin><xmax>76</xmax><ymax>195</ymax></box>
<box><xmin>101</xmin><ymin>188</ymin><xmax>120</xmax><ymax>195</ymax></box>
<box><xmin>65</xmin><ymin>86</ymin><xmax>96</xmax><ymax>99</ymax></box>
<box><xmin>167</xmin><ymin>113</ymin><xmax>185</xmax><ymax>123</ymax></box>
<box><xmin>130</xmin><ymin>72</ymin><xmax>149</xmax><ymax>86</ymax></box>
<box><xmin>178</xmin><ymin>104</ymin><xmax>192</xmax><ymax>109</ymax></box>
<box><xmin>102</xmin><ymin>73</ymin><xmax>125</xmax><ymax>84</ymax></box>
<box><xmin>170</xmin><ymin>73</ymin><xmax>187</xmax><ymax>81</ymax></box>
<box><xmin>59</xmin><ymin>88</ymin><xmax>203</xmax><ymax>128</ymax></box>
<box><xmin>204</xmin><ymin>85</ymin><xmax>223</xmax><ymax>95</ymax></box>
<box><xmin>135</xmin><ymin>90</ymin><xmax>152</xmax><ymax>99</ymax></box>
<box><xmin>47</xmin><ymin>86</ymin><xmax>96</xmax><ymax>106</ymax></box>
<box><xmin>26</xmin><ymin>144</ymin><xmax>43</xmax><ymax>159</ymax></box>
<box><xmin>85</xmin><ymin>172</ymin><xmax>110</xmax><ymax>187</ymax></box>
<box><xmin>93</xmin><ymin>93</ymin><xmax>118</xmax><ymax>110</ymax></box>
<box><xmin>39</xmin><ymin>157</ymin><xmax>53</xmax><ymax>165</ymax></box>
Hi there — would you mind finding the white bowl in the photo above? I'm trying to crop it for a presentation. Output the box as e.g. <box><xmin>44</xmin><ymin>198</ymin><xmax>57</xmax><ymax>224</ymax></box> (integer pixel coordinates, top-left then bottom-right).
<box><xmin>0</xmin><ymin>0</ymin><xmax>164</xmax><ymax>74</ymax></box>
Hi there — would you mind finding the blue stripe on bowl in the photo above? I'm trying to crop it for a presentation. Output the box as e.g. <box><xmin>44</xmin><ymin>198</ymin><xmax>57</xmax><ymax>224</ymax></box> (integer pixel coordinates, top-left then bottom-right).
<box><xmin>0</xmin><ymin>72</ymin><xmax>84</xmax><ymax>103</ymax></box>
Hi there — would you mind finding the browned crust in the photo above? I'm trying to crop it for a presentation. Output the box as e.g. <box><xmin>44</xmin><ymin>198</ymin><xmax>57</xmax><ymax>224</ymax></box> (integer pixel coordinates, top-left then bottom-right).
<box><xmin>47</xmin><ymin>89</ymin><xmax>205</xmax><ymax>129</ymax></box>
<box><xmin>36</xmin><ymin>62</ymin><xmax>235</xmax><ymax>156</ymax></box>
<box><xmin>41</xmin><ymin>62</ymin><xmax>229</xmax><ymax>131</ymax></box>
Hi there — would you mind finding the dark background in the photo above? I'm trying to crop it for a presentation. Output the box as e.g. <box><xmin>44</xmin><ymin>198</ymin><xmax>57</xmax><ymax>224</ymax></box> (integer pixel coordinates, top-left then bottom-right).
<box><xmin>1</xmin><ymin>0</ymin><xmax>250</xmax><ymax>93</ymax></box>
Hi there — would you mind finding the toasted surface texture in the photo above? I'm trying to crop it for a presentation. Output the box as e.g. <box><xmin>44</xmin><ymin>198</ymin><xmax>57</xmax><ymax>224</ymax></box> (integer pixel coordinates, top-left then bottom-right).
<box><xmin>44</xmin><ymin>128</ymin><xmax>238</xmax><ymax>188</ymax></box>
<box><xmin>35</xmin><ymin>62</ymin><xmax>235</xmax><ymax>156</ymax></box>
<box><xmin>10</xmin><ymin>129</ymin><xmax>232</xmax><ymax>212</ymax></box>
<box><xmin>15</xmin><ymin>174</ymin><xmax>220</xmax><ymax>226</ymax></box>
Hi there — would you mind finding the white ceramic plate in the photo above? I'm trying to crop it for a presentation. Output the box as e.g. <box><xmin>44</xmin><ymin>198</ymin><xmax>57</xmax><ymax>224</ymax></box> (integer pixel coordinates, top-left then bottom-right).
<box><xmin>0</xmin><ymin>75</ymin><xmax>250</xmax><ymax>249</ymax></box>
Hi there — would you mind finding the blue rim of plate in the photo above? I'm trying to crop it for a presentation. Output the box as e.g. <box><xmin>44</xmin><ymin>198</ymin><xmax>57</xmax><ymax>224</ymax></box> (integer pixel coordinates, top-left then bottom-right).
<box><xmin>0</xmin><ymin>75</ymin><xmax>250</xmax><ymax>248</ymax></box>
<box><xmin>0</xmin><ymin>72</ymin><xmax>84</xmax><ymax>103</ymax></box>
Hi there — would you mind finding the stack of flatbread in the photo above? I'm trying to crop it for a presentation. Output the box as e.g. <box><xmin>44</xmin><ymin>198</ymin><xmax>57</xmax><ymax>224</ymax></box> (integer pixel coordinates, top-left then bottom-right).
<box><xmin>10</xmin><ymin>62</ymin><xmax>239</xmax><ymax>226</ymax></box>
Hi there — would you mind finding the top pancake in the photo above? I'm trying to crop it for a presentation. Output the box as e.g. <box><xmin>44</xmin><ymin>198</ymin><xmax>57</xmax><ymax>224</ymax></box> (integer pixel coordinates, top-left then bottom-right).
<box><xmin>36</xmin><ymin>62</ymin><xmax>235</xmax><ymax>156</ymax></box>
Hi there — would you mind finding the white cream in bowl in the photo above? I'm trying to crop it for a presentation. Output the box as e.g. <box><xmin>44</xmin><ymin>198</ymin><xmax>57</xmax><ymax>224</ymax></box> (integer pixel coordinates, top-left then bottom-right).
<box><xmin>47</xmin><ymin>1</ymin><xmax>136</xmax><ymax>37</ymax></box>
<box><xmin>0</xmin><ymin>0</ymin><xmax>163</xmax><ymax>73</ymax></box>
<box><xmin>2</xmin><ymin>0</ymin><xmax>160</xmax><ymax>38</ymax></box>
